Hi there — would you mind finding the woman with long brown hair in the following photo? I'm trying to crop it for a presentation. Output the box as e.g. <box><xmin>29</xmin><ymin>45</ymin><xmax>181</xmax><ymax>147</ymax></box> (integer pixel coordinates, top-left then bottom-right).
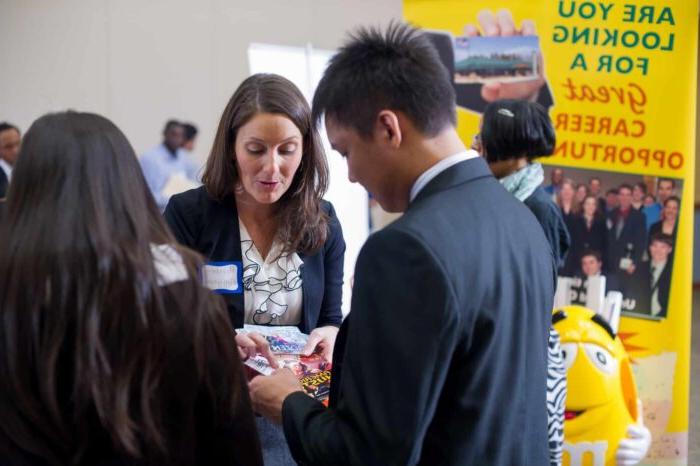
<box><xmin>164</xmin><ymin>73</ymin><xmax>345</xmax><ymax>465</ymax></box>
<box><xmin>0</xmin><ymin>112</ymin><xmax>262</xmax><ymax>465</ymax></box>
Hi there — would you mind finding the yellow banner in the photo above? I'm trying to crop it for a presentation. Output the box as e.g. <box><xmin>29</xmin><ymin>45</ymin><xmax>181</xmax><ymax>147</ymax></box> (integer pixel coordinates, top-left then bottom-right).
<box><xmin>405</xmin><ymin>1</ymin><xmax>696</xmax><ymax>465</ymax></box>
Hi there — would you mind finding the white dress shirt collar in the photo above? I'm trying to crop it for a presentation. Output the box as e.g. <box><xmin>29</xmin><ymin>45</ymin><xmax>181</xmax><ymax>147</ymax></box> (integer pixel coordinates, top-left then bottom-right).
<box><xmin>409</xmin><ymin>150</ymin><xmax>479</xmax><ymax>203</ymax></box>
<box><xmin>0</xmin><ymin>159</ymin><xmax>12</xmax><ymax>183</ymax></box>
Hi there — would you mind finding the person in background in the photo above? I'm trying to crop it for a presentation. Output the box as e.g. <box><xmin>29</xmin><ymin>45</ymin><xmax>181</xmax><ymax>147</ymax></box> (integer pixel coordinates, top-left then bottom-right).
<box><xmin>0</xmin><ymin>111</ymin><xmax>263</xmax><ymax>466</ymax></box>
<box><xmin>0</xmin><ymin>122</ymin><xmax>21</xmax><ymax>199</ymax></box>
<box><xmin>643</xmin><ymin>194</ymin><xmax>655</xmax><ymax>208</ymax></box>
<box><xmin>545</xmin><ymin>167</ymin><xmax>563</xmax><ymax>197</ymax></box>
<box><xmin>574</xmin><ymin>183</ymin><xmax>588</xmax><ymax>207</ymax></box>
<box><xmin>588</xmin><ymin>176</ymin><xmax>602</xmax><ymax>197</ymax></box>
<box><xmin>556</xmin><ymin>178</ymin><xmax>578</xmax><ymax>252</ymax></box>
<box><xmin>140</xmin><ymin>120</ymin><xmax>200</xmax><ymax>210</ymax></box>
<box><xmin>182</xmin><ymin>122</ymin><xmax>198</xmax><ymax>153</ymax></box>
<box><xmin>581</xmin><ymin>249</ymin><xmax>604</xmax><ymax>279</ymax></box>
<box><xmin>632</xmin><ymin>181</ymin><xmax>647</xmax><ymax>211</ymax></box>
<box><xmin>479</xmin><ymin>100</ymin><xmax>569</xmax><ymax>267</ymax></box>
<box><xmin>656</xmin><ymin>178</ymin><xmax>677</xmax><ymax>203</ymax></box>
<box><xmin>649</xmin><ymin>196</ymin><xmax>680</xmax><ymax>245</ymax></box>
<box><xmin>565</xmin><ymin>194</ymin><xmax>607</xmax><ymax>277</ymax></box>
<box><xmin>477</xmin><ymin>98</ymin><xmax>569</xmax><ymax>466</ymax></box>
<box><xmin>605</xmin><ymin>188</ymin><xmax>619</xmax><ymax>214</ymax></box>
<box><xmin>643</xmin><ymin>178</ymin><xmax>677</xmax><ymax>230</ymax></box>
<box><xmin>645</xmin><ymin>234</ymin><xmax>673</xmax><ymax>317</ymax></box>
<box><xmin>557</xmin><ymin>179</ymin><xmax>578</xmax><ymax>218</ymax></box>
<box><xmin>606</xmin><ymin>184</ymin><xmax>647</xmax><ymax>277</ymax></box>
<box><xmin>622</xmin><ymin>233</ymin><xmax>674</xmax><ymax>318</ymax></box>
<box><xmin>165</xmin><ymin>73</ymin><xmax>345</xmax><ymax>466</ymax></box>
<box><xmin>577</xmin><ymin>249</ymin><xmax>621</xmax><ymax>294</ymax></box>
<box><xmin>588</xmin><ymin>176</ymin><xmax>606</xmax><ymax>214</ymax></box>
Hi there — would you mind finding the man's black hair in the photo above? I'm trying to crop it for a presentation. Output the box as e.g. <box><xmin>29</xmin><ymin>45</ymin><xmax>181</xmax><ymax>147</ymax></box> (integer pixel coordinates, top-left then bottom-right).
<box><xmin>649</xmin><ymin>232</ymin><xmax>673</xmax><ymax>248</ymax></box>
<box><xmin>312</xmin><ymin>22</ymin><xmax>456</xmax><ymax>137</ymax></box>
<box><xmin>0</xmin><ymin>122</ymin><xmax>19</xmax><ymax>135</ymax></box>
<box><xmin>163</xmin><ymin>120</ymin><xmax>181</xmax><ymax>133</ymax></box>
<box><xmin>182</xmin><ymin>123</ymin><xmax>198</xmax><ymax>142</ymax></box>
<box><xmin>580</xmin><ymin>249</ymin><xmax>602</xmax><ymax>263</ymax></box>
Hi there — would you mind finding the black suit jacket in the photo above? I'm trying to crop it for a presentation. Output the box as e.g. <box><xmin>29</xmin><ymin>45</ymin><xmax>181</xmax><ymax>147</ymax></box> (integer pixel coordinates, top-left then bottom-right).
<box><xmin>606</xmin><ymin>208</ymin><xmax>647</xmax><ymax>272</ymax></box>
<box><xmin>621</xmin><ymin>260</ymin><xmax>671</xmax><ymax>317</ymax></box>
<box><xmin>523</xmin><ymin>186</ymin><xmax>570</xmax><ymax>268</ymax></box>
<box><xmin>564</xmin><ymin>215</ymin><xmax>608</xmax><ymax>276</ymax></box>
<box><xmin>282</xmin><ymin>158</ymin><xmax>555</xmax><ymax>466</ymax></box>
<box><xmin>164</xmin><ymin>187</ymin><xmax>345</xmax><ymax>333</ymax></box>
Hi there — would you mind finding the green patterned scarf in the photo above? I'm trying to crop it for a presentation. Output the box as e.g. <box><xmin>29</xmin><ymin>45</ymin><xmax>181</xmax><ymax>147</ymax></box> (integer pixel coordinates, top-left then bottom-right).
<box><xmin>499</xmin><ymin>162</ymin><xmax>545</xmax><ymax>202</ymax></box>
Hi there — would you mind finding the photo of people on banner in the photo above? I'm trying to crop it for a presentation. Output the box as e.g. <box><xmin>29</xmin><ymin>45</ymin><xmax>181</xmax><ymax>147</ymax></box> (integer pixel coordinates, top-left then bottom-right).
<box><xmin>543</xmin><ymin>165</ymin><xmax>681</xmax><ymax>320</ymax></box>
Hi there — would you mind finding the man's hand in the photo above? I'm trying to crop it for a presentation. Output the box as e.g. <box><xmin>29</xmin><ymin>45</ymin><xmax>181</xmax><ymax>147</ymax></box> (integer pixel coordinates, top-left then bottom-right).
<box><xmin>464</xmin><ymin>9</ymin><xmax>546</xmax><ymax>103</ymax></box>
<box><xmin>302</xmin><ymin>325</ymin><xmax>339</xmax><ymax>362</ymax></box>
<box><xmin>235</xmin><ymin>331</ymin><xmax>279</xmax><ymax>368</ymax></box>
<box><xmin>249</xmin><ymin>368</ymin><xmax>305</xmax><ymax>424</ymax></box>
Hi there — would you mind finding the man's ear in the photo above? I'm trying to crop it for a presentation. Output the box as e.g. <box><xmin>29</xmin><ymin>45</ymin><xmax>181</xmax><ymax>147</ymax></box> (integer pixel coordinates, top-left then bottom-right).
<box><xmin>375</xmin><ymin>110</ymin><xmax>402</xmax><ymax>149</ymax></box>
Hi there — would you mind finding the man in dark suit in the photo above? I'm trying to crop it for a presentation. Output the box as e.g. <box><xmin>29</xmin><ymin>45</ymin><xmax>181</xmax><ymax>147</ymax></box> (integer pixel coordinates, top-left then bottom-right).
<box><xmin>249</xmin><ymin>23</ymin><xmax>556</xmax><ymax>466</ymax></box>
<box><xmin>621</xmin><ymin>234</ymin><xmax>673</xmax><ymax>318</ymax></box>
<box><xmin>606</xmin><ymin>184</ymin><xmax>647</xmax><ymax>275</ymax></box>
<box><xmin>0</xmin><ymin>122</ymin><xmax>22</xmax><ymax>199</ymax></box>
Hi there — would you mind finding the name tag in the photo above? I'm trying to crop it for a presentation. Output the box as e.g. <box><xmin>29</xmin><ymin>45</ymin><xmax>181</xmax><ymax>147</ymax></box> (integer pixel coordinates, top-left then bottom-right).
<box><xmin>202</xmin><ymin>262</ymin><xmax>242</xmax><ymax>294</ymax></box>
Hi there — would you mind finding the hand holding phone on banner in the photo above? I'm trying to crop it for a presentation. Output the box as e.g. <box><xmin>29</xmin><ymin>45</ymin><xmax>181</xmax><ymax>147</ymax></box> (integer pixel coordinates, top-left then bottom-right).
<box><xmin>463</xmin><ymin>9</ymin><xmax>545</xmax><ymax>103</ymax></box>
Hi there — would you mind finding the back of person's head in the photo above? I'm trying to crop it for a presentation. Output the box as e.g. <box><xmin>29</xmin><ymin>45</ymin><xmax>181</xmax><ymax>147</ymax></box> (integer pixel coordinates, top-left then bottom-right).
<box><xmin>203</xmin><ymin>73</ymin><xmax>329</xmax><ymax>254</ymax></box>
<box><xmin>480</xmin><ymin>99</ymin><xmax>555</xmax><ymax>164</ymax></box>
<box><xmin>312</xmin><ymin>21</ymin><xmax>456</xmax><ymax>137</ymax></box>
<box><xmin>0</xmin><ymin>111</ymin><xmax>240</xmax><ymax>464</ymax></box>
<box><xmin>182</xmin><ymin>122</ymin><xmax>198</xmax><ymax>142</ymax></box>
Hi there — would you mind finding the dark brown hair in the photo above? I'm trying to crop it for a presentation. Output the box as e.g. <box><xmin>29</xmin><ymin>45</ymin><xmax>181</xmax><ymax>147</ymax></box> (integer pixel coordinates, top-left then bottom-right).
<box><xmin>481</xmin><ymin>99</ymin><xmax>555</xmax><ymax>163</ymax></box>
<box><xmin>0</xmin><ymin>112</ymin><xmax>246</xmax><ymax>464</ymax></box>
<box><xmin>203</xmin><ymin>73</ymin><xmax>329</xmax><ymax>254</ymax></box>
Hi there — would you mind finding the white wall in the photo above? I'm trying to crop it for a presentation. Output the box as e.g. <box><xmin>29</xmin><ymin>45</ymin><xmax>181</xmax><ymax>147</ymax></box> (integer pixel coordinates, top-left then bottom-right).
<box><xmin>0</xmin><ymin>0</ymin><xmax>402</xmax><ymax>160</ymax></box>
<box><xmin>0</xmin><ymin>0</ymin><xmax>402</xmax><ymax>315</ymax></box>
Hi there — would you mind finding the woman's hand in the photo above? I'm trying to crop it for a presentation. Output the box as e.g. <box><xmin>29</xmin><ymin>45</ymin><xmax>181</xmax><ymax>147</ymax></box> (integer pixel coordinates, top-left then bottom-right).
<box><xmin>302</xmin><ymin>325</ymin><xmax>339</xmax><ymax>362</ymax></box>
<box><xmin>235</xmin><ymin>332</ymin><xmax>279</xmax><ymax>368</ymax></box>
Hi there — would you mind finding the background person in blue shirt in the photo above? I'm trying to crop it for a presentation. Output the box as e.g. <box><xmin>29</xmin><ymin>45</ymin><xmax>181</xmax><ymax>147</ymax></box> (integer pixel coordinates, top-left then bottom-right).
<box><xmin>140</xmin><ymin>120</ymin><xmax>200</xmax><ymax>210</ymax></box>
